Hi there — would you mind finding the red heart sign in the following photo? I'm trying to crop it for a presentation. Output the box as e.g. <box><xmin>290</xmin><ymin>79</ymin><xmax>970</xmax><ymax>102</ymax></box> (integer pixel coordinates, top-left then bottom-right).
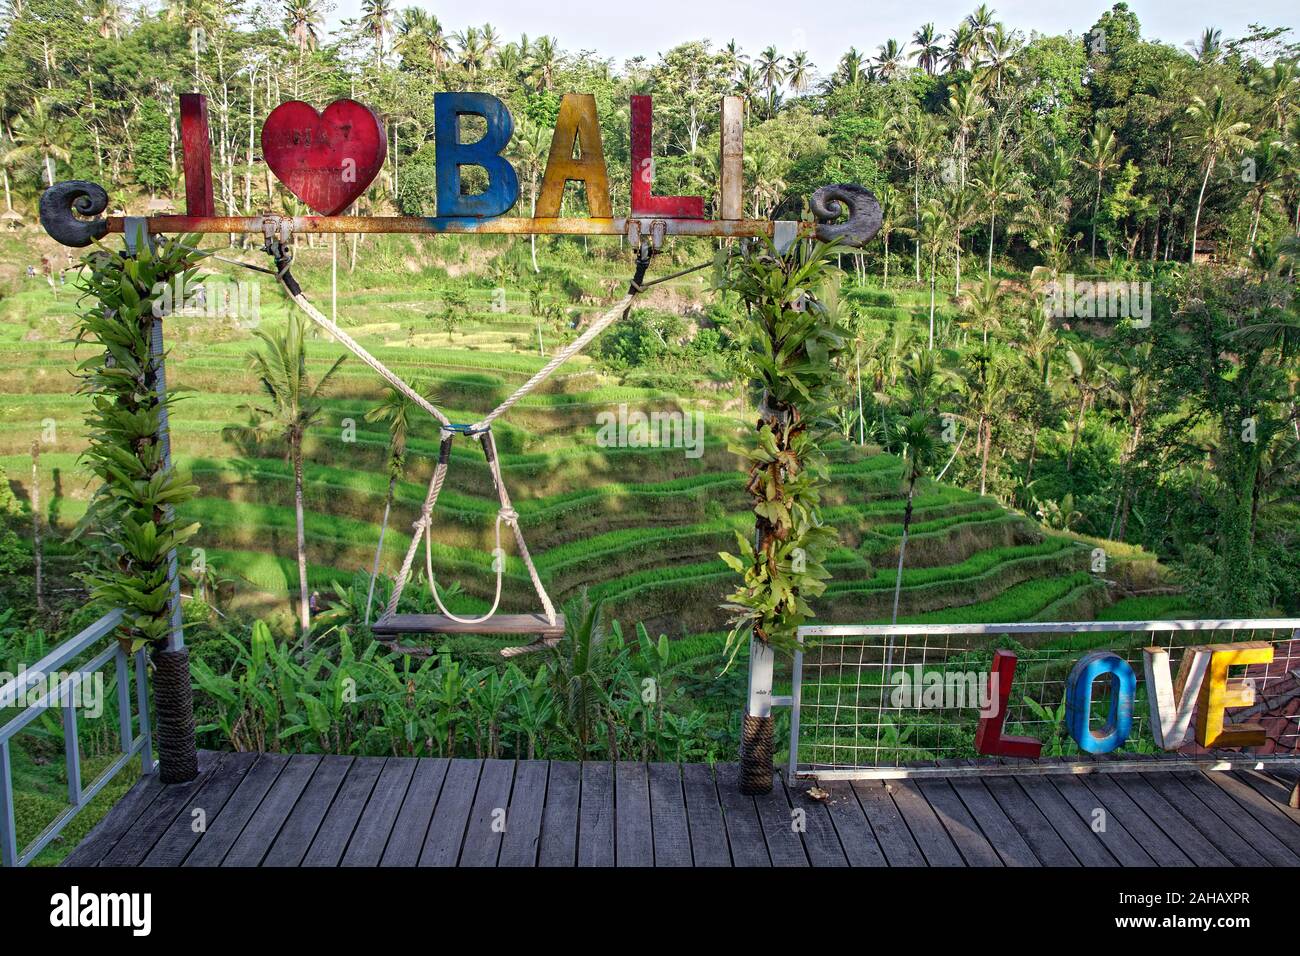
<box><xmin>261</xmin><ymin>99</ymin><xmax>387</xmax><ymax>216</ymax></box>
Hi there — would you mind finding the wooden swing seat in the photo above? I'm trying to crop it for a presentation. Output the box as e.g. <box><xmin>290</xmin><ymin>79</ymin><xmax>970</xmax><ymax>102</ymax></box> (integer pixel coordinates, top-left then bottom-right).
<box><xmin>372</xmin><ymin>613</ymin><xmax>566</xmax><ymax>639</ymax></box>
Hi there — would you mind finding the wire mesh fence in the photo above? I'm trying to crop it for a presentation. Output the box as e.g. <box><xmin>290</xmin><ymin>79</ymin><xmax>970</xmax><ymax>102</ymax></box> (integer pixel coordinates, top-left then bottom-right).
<box><xmin>791</xmin><ymin>620</ymin><xmax>1300</xmax><ymax>778</ymax></box>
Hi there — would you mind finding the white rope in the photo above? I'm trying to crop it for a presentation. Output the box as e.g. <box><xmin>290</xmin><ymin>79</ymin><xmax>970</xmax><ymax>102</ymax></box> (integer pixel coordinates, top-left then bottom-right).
<box><xmin>289</xmin><ymin>291</ymin><xmax>450</xmax><ymax>427</ymax></box>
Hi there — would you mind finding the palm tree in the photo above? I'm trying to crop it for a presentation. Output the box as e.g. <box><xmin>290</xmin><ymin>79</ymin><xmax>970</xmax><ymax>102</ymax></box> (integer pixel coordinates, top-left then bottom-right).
<box><xmin>960</xmin><ymin>349</ymin><xmax>1010</xmax><ymax>496</ymax></box>
<box><xmin>967</xmin><ymin>3</ymin><xmax>998</xmax><ymax>46</ymax></box>
<box><xmin>944</xmin><ymin>22</ymin><xmax>977</xmax><ymax>72</ymax></box>
<box><xmin>735</xmin><ymin>63</ymin><xmax>762</xmax><ymax>117</ymax></box>
<box><xmin>395</xmin><ymin>8</ymin><xmax>450</xmax><ymax>71</ymax></box>
<box><xmin>284</xmin><ymin>0</ymin><xmax>322</xmax><ymax>54</ymax></box>
<box><xmin>976</xmin><ymin>23</ymin><xmax>1020</xmax><ymax>96</ymax></box>
<box><xmin>1064</xmin><ymin>342</ymin><xmax>1111</xmax><ymax>472</ymax></box>
<box><xmin>888</xmin><ymin>108</ymin><xmax>942</xmax><ymax>282</ymax></box>
<box><xmin>1244</xmin><ymin>140</ymin><xmax>1288</xmax><ymax>247</ymax></box>
<box><xmin>508</xmin><ymin>115</ymin><xmax>550</xmax><ymax>271</ymax></box>
<box><xmin>917</xmin><ymin>198</ymin><xmax>952</xmax><ymax>348</ymax></box>
<box><xmin>224</xmin><ymin>312</ymin><xmax>346</xmax><ymax>635</ymax></box>
<box><xmin>911</xmin><ymin>23</ymin><xmax>944</xmax><ymax>74</ymax></box>
<box><xmin>970</xmin><ymin>145</ymin><xmax>1021</xmax><ymax>277</ymax></box>
<box><xmin>88</xmin><ymin>0</ymin><xmax>125</xmax><ymax>39</ymax></box>
<box><xmin>1187</xmin><ymin>27</ymin><xmax>1223</xmax><ymax>64</ymax></box>
<box><xmin>959</xmin><ymin>274</ymin><xmax>1004</xmax><ymax>346</ymax></box>
<box><xmin>721</xmin><ymin>39</ymin><xmax>746</xmax><ymax>80</ymax></box>
<box><xmin>873</xmin><ymin>39</ymin><xmax>905</xmax><ymax>81</ymax></box>
<box><xmin>940</xmin><ymin>184</ymin><xmax>976</xmax><ymax>296</ymax></box>
<box><xmin>363</xmin><ymin>384</ymin><xmax>417</xmax><ymax>624</ymax></box>
<box><xmin>756</xmin><ymin>46</ymin><xmax>786</xmax><ymax>116</ymax></box>
<box><xmin>4</xmin><ymin>99</ymin><xmax>70</xmax><ymax>187</ymax></box>
<box><xmin>530</xmin><ymin>35</ymin><xmax>561</xmax><ymax>90</ymax></box>
<box><xmin>360</xmin><ymin>0</ymin><xmax>393</xmax><ymax>73</ymax></box>
<box><xmin>834</xmin><ymin>48</ymin><xmax>865</xmax><ymax>89</ymax></box>
<box><xmin>1077</xmin><ymin>123</ymin><xmax>1125</xmax><ymax>262</ymax></box>
<box><xmin>943</xmin><ymin>81</ymin><xmax>989</xmax><ymax>187</ymax></box>
<box><xmin>1251</xmin><ymin>59</ymin><xmax>1299</xmax><ymax>131</ymax></box>
<box><xmin>786</xmin><ymin>51</ymin><xmax>814</xmax><ymax>94</ymax></box>
<box><xmin>1185</xmin><ymin>87</ymin><xmax>1254</xmax><ymax>262</ymax></box>
<box><xmin>1106</xmin><ymin>343</ymin><xmax>1156</xmax><ymax>539</ymax></box>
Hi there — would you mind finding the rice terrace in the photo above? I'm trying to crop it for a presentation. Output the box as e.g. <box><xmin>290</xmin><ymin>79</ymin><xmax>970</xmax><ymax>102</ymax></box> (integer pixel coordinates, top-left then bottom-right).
<box><xmin>0</xmin><ymin>0</ymin><xmax>1299</xmax><ymax>918</ymax></box>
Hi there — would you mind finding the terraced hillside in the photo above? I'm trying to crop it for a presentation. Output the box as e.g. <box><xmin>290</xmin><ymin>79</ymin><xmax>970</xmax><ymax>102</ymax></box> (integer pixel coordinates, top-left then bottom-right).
<box><xmin>0</xmin><ymin>233</ymin><xmax>1158</xmax><ymax>656</ymax></box>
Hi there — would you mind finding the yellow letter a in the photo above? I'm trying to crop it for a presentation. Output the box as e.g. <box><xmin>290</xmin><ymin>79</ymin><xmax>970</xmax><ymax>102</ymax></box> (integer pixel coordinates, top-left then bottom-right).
<box><xmin>535</xmin><ymin>93</ymin><xmax>612</xmax><ymax>219</ymax></box>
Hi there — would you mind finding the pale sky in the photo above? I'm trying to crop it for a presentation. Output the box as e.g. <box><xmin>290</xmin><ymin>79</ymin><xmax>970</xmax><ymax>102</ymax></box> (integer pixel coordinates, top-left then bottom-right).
<box><xmin>327</xmin><ymin>0</ymin><xmax>1298</xmax><ymax>78</ymax></box>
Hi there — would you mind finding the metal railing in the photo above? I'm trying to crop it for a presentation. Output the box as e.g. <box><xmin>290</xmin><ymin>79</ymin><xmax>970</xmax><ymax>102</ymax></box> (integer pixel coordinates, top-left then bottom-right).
<box><xmin>790</xmin><ymin>618</ymin><xmax>1300</xmax><ymax>780</ymax></box>
<box><xmin>0</xmin><ymin>609</ymin><xmax>154</xmax><ymax>866</ymax></box>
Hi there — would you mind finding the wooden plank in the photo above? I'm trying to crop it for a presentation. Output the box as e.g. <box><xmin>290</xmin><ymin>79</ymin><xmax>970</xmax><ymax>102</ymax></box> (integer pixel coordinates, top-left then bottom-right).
<box><xmin>63</xmin><ymin>769</ymin><xmax>165</xmax><ymax>867</ymax></box>
<box><xmin>947</xmin><ymin>776</ymin><xmax>1039</xmax><ymax>867</ymax></box>
<box><xmin>262</xmin><ymin>755</ymin><xmax>353</xmax><ymax>867</ymax></box>
<box><xmin>1144</xmin><ymin>772</ymin><xmax>1268</xmax><ymax>865</ymax></box>
<box><xmin>538</xmin><ymin>761</ymin><xmax>580</xmax><ymax>866</ymax></box>
<box><xmin>715</xmin><ymin>763</ymin><xmax>770</xmax><ymax>866</ymax></box>
<box><xmin>615</xmin><ymin>762</ymin><xmax>653</xmax><ymax>866</ymax></box>
<box><xmin>302</xmin><ymin>757</ymin><xmax>385</xmax><ymax>867</ymax></box>
<box><xmin>1234</xmin><ymin>769</ymin><xmax>1300</xmax><ymax>822</ymax></box>
<box><xmin>1180</xmin><ymin>775</ymin><xmax>1300</xmax><ymax>863</ymax></box>
<box><xmin>183</xmin><ymin>753</ymin><xmax>289</xmax><ymax>867</ymax></box>
<box><xmin>1106</xmin><ymin>774</ymin><xmax>1230</xmax><ymax>866</ymax></box>
<box><xmin>418</xmin><ymin>758</ymin><xmax>482</xmax><ymax>866</ymax></box>
<box><xmin>498</xmin><ymin>760</ymin><xmax>548</xmax><ymax>867</ymax></box>
<box><xmin>179</xmin><ymin>94</ymin><xmax>215</xmax><ymax>217</ymax></box>
<box><xmin>887</xmin><ymin>778</ymin><xmax>964</xmax><ymax>866</ymax></box>
<box><xmin>379</xmin><ymin>757</ymin><xmax>448</xmax><ymax>866</ymax></box>
<box><xmin>916</xmin><ymin>778</ymin><xmax>1003</xmax><ymax>866</ymax></box>
<box><xmin>577</xmin><ymin>761</ymin><xmax>615</xmax><ymax>867</ymax></box>
<box><xmin>1013</xmin><ymin>775</ymin><xmax>1117</xmax><ymax>867</ymax></box>
<box><xmin>980</xmin><ymin>775</ymin><xmax>1080</xmax><ymax>866</ymax></box>
<box><xmin>681</xmin><ymin>763</ymin><xmax>731</xmax><ymax>867</ymax></box>
<box><xmin>1203</xmin><ymin>771</ymin><xmax>1300</xmax><ymax>856</ymax></box>
<box><xmin>343</xmin><ymin>757</ymin><xmax>418</xmax><ymax>866</ymax></box>
<box><xmin>458</xmin><ymin>758</ymin><xmax>515</xmax><ymax>868</ymax></box>
<box><xmin>819</xmin><ymin>780</ymin><xmax>888</xmax><ymax>867</ymax></box>
<box><xmin>849</xmin><ymin>780</ymin><xmax>925</xmax><ymax>866</ymax></box>
<box><xmin>647</xmin><ymin>763</ymin><xmax>692</xmax><ymax>867</ymax></box>
<box><xmin>1044</xmin><ymin>773</ymin><xmax>1154</xmax><ymax>866</ymax></box>
<box><xmin>221</xmin><ymin>754</ymin><xmax>321</xmax><ymax>867</ymax></box>
<box><xmin>100</xmin><ymin>752</ymin><xmax>229</xmax><ymax>867</ymax></box>
<box><xmin>782</xmin><ymin>773</ymin><xmax>847</xmax><ymax>867</ymax></box>
<box><xmin>141</xmin><ymin>752</ymin><xmax>259</xmax><ymax>867</ymax></box>
<box><xmin>1075</xmin><ymin>773</ymin><xmax>1193</xmax><ymax>867</ymax></box>
<box><xmin>718</xmin><ymin>96</ymin><xmax>744</xmax><ymax>219</ymax></box>
<box><xmin>753</xmin><ymin>774</ymin><xmax>808</xmax><ymax>867</ymax></box>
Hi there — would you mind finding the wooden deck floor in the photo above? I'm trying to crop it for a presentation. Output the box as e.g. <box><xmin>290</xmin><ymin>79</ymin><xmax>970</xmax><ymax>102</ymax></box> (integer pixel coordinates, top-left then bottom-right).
<box><xmin>64</xmin><ymin>753</ymin><xmax>1300</xmax><ymax>867</ymax></box>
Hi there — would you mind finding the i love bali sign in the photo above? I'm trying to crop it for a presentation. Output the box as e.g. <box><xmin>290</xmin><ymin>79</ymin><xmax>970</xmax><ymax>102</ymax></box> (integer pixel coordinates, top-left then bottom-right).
<box><xmin>40</xmin><ymin>92</ymin><xmax>882</xmax><ymax>249</ymax></box>
<box><xmin>978</xmin><ymin>642</ymin><xmax>1279</xmax><ymax>758</ymax></box>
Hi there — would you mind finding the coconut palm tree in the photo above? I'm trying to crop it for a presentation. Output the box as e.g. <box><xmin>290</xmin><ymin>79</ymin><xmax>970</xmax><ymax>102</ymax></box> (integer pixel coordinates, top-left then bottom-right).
<box><xmin>1187</xmin><ymin>27</ymin><xmax>1223</xmax><ymax>64</ymax></box>
<box><xmin>1244</xmin><ymin>140</ymin><xmax>1288</xmax><ymax>247</ymax></box>
<box><xmin>888</xmin><ymin>108</ymin><xmax>942</xmax><ymax>282</ymax></box>
<box><xmin>224</xmin><ymin>312</ymin><xmax>346</xmax><ymax>635</ymax></box>
<box><xmin>756</xmin><ymin>46</ymin><xmax>786</xmax><ymax>116</ymax></box>
<box><xmin>530</xmin><ymin>35</ymin><xmax>561</xmax><ymax>90</ymax></box>
<box><xmin>917</xmin><ymin>198</ymin><xmax>952</xmax><ymax>348</ymax></box>
<box><xmin>970</xmin><ymin>145</ymin><xmax>1021</xmax><ymax>277</ymax></box>
<box><xmin>943</xmin><ymin>81</ymin><xmax>989</xmax><ymax>187</ymax></box>
<box><xmin>735</xmin><ymin>63</ymin><xmax>762</xmax><ymax>117</ymax></box>
<box><xmin>834</xmin><ymin>47</ymin><xmax>865</xmax><ymax>89</ymax></box>
<box><xmin>284</xmin><ymin>0</ymin><xmax>322</xmax><ymax>54</ymax></box>
<box><xmin>508</xmin><ymin>115</ymin><xmax>549</xmax><ymax>271</ymax></box>
<box><xmin>89</xmin><ymin>0</ymin><xmax>126</xmax><ymax>40</ymax></box>
<box><xmin>1077</xmin><ymin>123</ymin><xmax>1125</xmax><ymax>262</ymax></box>
<box><xmin>1185</xmin><ymin>87</ymin><xmax>1254</xmax><ymax>262</ymax></box>
<box><xmin>911</xmin><ymin>23</ymin><xmax>944</xmax><ymax>74</ymax></box>
<box><xmin>787</xmin><ymin>51</ymin><xmax>814</xmax><ymax>94</ymax></box>
<box><xmin>3</xmin><ymin>99</ymin><xmax>71</xmax><ymax>187</ymax></box>
<box><xmin>958</xmin><ymin>274</ymin><xmax>1005</xmax><ymax>346</ymax></box>
<box><xmin>363</xmin><ymin>383</ymin><xmax>418</xmax><ymax>623</ymax></box>
<box><xmin>359</xmin><ymin>0</ymin><xmax>393</xmax><ymax>73</ymax></box>
<box><xmin>395</xmin><ymin>8</ymin><xmax>450</xmax><ymax>71</ymax></box>
<box><xmin>944</xmin><ymin>22</ymin><xmax>977</xmax><ymax>72</ymax></box>
<box><xmin>873</xmin><ymin>39</ymin><xmax>905</xmax><ymax>81</ymax></box>
<box><xmin>967</xmin><ymin>3</ymin><xmax>998</xmax><ymax>47</ymax></box>
<box><xmin>1251</xmin><ymin>59</ymin><xmax>1299</xmax><ymax>131</ymax></box>
<box><xmin>976</xmin><ymin>23</ymin><xmax>1021</xmax><ymax>96</ymax></box>
<box><xmin>1064</xmin><ymin>342</ymin><xmax>1111</xmax><ymax>472</ymax></box>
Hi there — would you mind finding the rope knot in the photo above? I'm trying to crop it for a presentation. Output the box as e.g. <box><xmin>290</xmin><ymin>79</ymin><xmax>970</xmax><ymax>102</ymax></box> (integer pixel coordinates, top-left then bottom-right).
<box><xmin>499</xmin><ymin>507</ymin><xmax>519</xmax><ymax>526</ymax></box>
